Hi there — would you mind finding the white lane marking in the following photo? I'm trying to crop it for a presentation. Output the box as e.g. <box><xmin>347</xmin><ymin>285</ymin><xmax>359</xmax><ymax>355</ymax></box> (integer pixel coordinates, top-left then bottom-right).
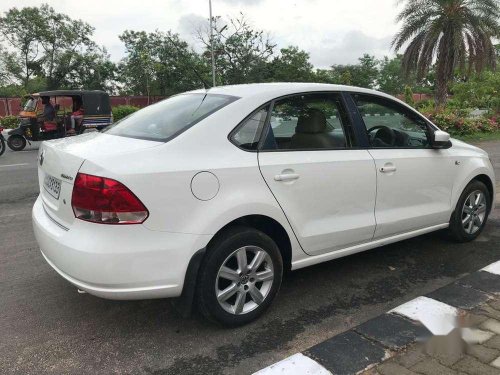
<box><xmin>390</xmin><ymin>296</ymin><xmax>458</xmax><ymax>336</ymax></box>
<box><xmin>252</xmin><ymin>353</ymin><xmax>332</xmax><ymax>375</ymax></box>
<box><xmin>461</xmin><ymin>327</ymin><xmax>494</xmax><ymax>344</ymax></box>
<box><xmin>482</xmin><ymin>261</ymin><xmax>500</xmax><ymax>275</ymax></box>
<box><xmin>0</xmin><ymin>163</ymin><xmax>30</xmax><ymax>168</ymax></box>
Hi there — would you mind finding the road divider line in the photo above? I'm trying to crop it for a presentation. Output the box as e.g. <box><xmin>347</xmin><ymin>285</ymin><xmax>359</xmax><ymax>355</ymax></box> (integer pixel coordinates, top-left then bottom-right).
<box><xmin>482</xmin><ymin>260</ymin><xmax>500</xmax><ymax>275</ymax></box>
<box><xmin>389</xmin><ymin>296</ymin><xmax>458</xmax><ymax>336</ymax></box>
<box><xmin>0</xmin><ymin>163</ymin><xmax>31</xmax><ymax>168</ymax></box>
<box><xmin>253</xmin><ymin>353</ymin><xmax>332</xmax><ymax>375</ymax></box>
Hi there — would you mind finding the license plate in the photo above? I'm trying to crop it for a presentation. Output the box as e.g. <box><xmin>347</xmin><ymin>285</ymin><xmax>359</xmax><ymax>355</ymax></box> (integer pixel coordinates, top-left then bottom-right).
<box><xmin>44</xmin><ymin>174</ymin><xmax>62</xmax><ymax>199</ymax></box>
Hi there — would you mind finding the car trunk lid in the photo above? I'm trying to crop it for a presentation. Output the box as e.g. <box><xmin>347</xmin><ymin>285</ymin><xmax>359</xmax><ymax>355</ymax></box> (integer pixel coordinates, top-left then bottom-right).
<box><xmin>38</xmin><ymin>133</ymin><xmax>162</xmax><ymax>228</ymax></box>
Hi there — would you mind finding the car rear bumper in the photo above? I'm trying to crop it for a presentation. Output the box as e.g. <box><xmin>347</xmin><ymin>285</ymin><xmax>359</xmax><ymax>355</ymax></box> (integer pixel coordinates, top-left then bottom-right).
<box><xmin>32</xmin><ymin>196</ymin><xmax>211</xmax><ymax>300</ymax></box>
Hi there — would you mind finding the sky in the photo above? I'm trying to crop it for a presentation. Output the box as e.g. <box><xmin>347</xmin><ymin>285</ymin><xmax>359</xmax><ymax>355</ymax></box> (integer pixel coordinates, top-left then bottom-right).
<box><xmin>0</xmin><ymin>0</ymin><xmax>404</xmax><ymax>68</ymax></box>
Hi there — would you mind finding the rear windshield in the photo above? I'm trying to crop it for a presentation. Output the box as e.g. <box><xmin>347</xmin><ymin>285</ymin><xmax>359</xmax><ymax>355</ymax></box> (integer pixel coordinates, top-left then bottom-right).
<box><xmin>105</xmin><ymin>93</ymin><xmax>238</xmax><ymax>142</ymax></box>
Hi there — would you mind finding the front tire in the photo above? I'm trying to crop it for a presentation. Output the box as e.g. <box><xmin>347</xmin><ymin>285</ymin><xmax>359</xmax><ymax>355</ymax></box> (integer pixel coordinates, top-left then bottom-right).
<box><xmin>7</xmin><ymin>135</ymin><xmax>27</xmax><ymax>151</ymax></box>
<box><xmin>196</xmin><ymin>226</ymin><xmax>283</xmax><ymax>327</ymax></box>
<box><xmin>448</xmin><ymin>180</ymin><xmax>491</xmax><ymax>242</ymax></box>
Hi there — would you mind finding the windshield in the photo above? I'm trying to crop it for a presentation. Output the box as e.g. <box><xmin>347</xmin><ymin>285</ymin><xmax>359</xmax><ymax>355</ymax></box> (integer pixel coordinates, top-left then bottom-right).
<box><xmin>23</xmin><ymin>98</ymin><xmax>37</xmax><ymax>112</ymax></box>
<box><xmin>105</xmin><ymin>93</ymin><xmax>238</xmax><ymax>142</ymax></box>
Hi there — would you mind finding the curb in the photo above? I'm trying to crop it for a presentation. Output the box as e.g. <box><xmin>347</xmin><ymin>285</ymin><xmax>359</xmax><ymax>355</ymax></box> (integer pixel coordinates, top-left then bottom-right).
<box><xmin>254</xmin><ymin>261</ymin><xmax>500</xmax><ymax>375</ymax></box>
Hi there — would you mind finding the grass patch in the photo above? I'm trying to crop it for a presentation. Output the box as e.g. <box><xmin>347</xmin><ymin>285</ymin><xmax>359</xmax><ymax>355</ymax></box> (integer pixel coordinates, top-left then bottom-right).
<box><xmin>452</xmin><ymin>131</ymin><xmax>500</xmax><ymax>143</ymax></box>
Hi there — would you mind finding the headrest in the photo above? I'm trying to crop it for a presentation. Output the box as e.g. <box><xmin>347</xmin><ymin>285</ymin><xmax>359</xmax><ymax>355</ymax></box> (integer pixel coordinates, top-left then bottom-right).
<box><xmin>295</xmin><ymin>108</ymin><xmax>327</xmax><ymax>134</ymax></box>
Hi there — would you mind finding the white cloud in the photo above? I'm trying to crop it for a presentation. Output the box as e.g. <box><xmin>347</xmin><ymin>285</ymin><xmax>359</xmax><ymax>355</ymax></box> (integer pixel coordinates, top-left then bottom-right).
<box><xmin>309</xmin><ymin>31</ymin><xmax>394</xmax><ymax>68</ymax></box>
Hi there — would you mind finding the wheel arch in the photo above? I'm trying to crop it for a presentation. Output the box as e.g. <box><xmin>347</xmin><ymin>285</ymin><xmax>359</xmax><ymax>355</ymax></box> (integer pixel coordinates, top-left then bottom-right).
<box><xmin>472</xmin><ymin>174</ymin><xmax>495</xmax><ymax>208</ymax></box>
<box><xmin>451</xmin><ymin>161</ymin><xmax>496</xmax><ymax>213</ymax></box>
<box><xmin>173</xmin><ymin>214</ymin><xmax>293</xmax><ymax>317</ymax></box>
<box><xmin>206</xmin><ymin>214</ymin><xmax>293</xmax><ymax>273</ymax></box>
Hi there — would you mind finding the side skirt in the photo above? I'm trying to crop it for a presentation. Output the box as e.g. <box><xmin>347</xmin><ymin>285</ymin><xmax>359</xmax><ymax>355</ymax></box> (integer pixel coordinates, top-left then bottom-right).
<box><xmin>291</xmin><ymin>223</ymin><xmax>449</xmax><ymax>271</ymax></box>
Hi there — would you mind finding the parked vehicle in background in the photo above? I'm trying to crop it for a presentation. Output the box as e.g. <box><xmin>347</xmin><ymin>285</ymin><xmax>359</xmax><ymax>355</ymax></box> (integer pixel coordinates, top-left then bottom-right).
<box><xmin>32</xmin><ymin>83</ymin><xmax>495</xmax><ymax>326</ymax></box>
<box><xmin>0</xmin><ymin>126</ymin><xmax>5</xmax><ymax>156</ymax></box>
<box><xmin>7</xmin><ymin>90</ymin><xmax>112</xmax><ymax>151</ymax></box>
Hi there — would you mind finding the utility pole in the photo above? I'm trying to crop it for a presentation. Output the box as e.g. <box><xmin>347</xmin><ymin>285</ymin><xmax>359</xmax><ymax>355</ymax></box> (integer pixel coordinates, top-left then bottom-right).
<box><xmin>209</xmin><ymin>0</ymin><xmax>216</xmax><ymax>87</ymax></box>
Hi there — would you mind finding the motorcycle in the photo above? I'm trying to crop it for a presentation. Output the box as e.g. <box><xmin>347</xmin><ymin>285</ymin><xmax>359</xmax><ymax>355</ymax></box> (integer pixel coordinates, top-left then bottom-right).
<box><xmin>0</xmin><ymin>126</ymin><xmax>5</xmax><ymax>156</ymax></box>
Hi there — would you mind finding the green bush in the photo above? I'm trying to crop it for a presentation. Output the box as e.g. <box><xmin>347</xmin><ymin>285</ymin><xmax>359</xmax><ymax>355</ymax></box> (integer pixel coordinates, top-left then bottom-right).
<box><xmin>415</xmin><ymin>99</ymin><xmax>435</xmax><ymax>113</ymax></box>
<box><xmin>112</xmin><ymin>105</ymin><xmax>140</xmax><ymax>122</ymax></box>
<box><xmin>451</xmin><ymin>71</ymin><xmax>500</xmax><ymax>112</ymax></box>
<box><xmin>428</xmin><ymin>111</ymin><xmax>499</xmax><ymax>136</ymax></box>
<box><xmin>0</xmin><ymin>115</ymin><xmax>19</xmax><ymax>129</ymax></box>
<box><xmin>404</xmin><ymin>85</ymin><xmax>415</xmax><ymax>107</ymax></box>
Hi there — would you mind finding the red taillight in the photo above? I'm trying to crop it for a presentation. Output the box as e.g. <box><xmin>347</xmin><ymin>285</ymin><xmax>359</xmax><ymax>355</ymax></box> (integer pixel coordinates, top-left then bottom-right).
<box><xmin>71</xmin><ymin>173</ymin><xmax>148</xmax><ymax>224</ymax></box>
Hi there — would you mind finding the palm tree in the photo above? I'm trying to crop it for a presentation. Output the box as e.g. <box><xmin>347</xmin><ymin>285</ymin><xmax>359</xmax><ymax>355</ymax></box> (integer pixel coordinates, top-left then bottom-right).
<box><xmin>393</xmin><ymin>0</ymin><xmax>500</xmax><ymax>106</ymax></box>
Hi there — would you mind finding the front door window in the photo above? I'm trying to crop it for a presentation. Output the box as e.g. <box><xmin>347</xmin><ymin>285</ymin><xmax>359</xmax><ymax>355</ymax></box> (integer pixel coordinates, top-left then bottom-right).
<box><xmin>353</xmin><ymin>94</ymin><xmax>430</xmax><ymax>148</ymax></box>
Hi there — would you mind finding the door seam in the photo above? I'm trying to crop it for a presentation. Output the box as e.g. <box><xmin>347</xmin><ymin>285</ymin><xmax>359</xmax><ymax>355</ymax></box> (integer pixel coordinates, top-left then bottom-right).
<box><xmin>256</xmin><ymin>151</ymin><xmax>311</xmax><ymax>256</ymax></box>
<box><xmin>367</xmin><ymin>149</ymin><xmax>378</xmax><ymax>240</ymax></box>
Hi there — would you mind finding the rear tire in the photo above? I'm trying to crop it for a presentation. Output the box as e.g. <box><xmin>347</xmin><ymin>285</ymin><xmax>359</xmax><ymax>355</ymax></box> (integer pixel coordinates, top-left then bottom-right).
<box><xmin>7</xmin><ymin>135</ymin><xmax>26</xmax><ymax>151</ymax></box>
<box><xmin>0</xmin><ymin>137</ymin><xmax>5</xmax><ymax>156</ymax></box>
<box><xmin>196</xmin><ymin>226</ymin><xmax>283</xmax><ymax>327</ymax></box>
<box><xmin>448</xmin><ymin>180</ymin><xmax>491</xmax><ymax>242</ymax></box>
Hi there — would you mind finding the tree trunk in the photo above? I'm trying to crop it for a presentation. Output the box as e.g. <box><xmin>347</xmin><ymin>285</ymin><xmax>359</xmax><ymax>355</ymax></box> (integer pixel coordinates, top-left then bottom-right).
<box><xmin>435</xmin><ymin>76</ymin><xmax>448</xmax><ymax>108</ymax></box>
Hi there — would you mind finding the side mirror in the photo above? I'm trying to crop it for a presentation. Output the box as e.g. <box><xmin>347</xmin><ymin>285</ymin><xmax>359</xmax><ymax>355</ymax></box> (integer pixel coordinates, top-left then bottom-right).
<box><xmin>432</xmin><ymin>130</ymin><xmax>452</xmax><ymax>149</ymax></box>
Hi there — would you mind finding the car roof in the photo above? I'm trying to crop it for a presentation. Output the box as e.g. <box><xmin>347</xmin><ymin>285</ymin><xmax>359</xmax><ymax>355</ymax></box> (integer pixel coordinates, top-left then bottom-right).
<box><xmin>191</xmin><ymin>82</ymin><xmax>390</xmax><ymax>100</ymax></box>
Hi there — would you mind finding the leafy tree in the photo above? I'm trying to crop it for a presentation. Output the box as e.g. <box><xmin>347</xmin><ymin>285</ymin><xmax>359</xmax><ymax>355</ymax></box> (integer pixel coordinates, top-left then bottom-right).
<box><xmin>0</xmin><ymin>46</ymin><xmax>18</xmax><ymax>87</ymax></box>
<box><xmin>119</xmin><ymin>30</ymin><xmax>156</xmax><ymax>97</ymax></box>
<box><xmin>267</xmin><ymin>46</ymin><xmax>314</xmax><ymax>82</ymax></box>
<box><xmin>119</xmin><ymin>30</ymin><xmax>208</xmax><ymax>97</ymax></box>
<box><xmin>313</xmin><ymin>69</ymin><xmax>336</xmax><ymax>84</ymax></box>
<box><xmin>0</xmin><ymin>4</ymin><xmax>114</xmax><ymax>92</ymax></box>
<box><xmin>451</xmin><ymin>70</ymin><xmax>500</xmax><ymax>110</ymax></box>
<box><xmin>151</xmin><ymin>31</ymin><xmax>210</xmax><ymax>95</ymax></box>
<box><xmin>197</xmin><ymin>13</ymin><xmax>276</xmax><ymax>85</ymax></box>
<box><xmin>340</xmin><ymin>70</ymin><xmax>353</xmax><ymax>85</ymax></box>
<box><xmin>0</xmin><ymin>6</ymin><xmax>45</xmax><ymax>88</ymax></box>
<box><xmin>356</xmin><ymin>54</ymin><xmax>379</xmax><ymax>88</ymax></box>
<box><xmin>53</xmin><ymin>46</ymin><xmax>117</xmax><ymax>91</ymax></box>
<box><xmin>393</xmin><ymin>0</ymin><xmax>500</xmax><ymax>107</ymax></box>
<box><xmin>378</xmin><ymin>55</ymin><xmax>407</xmax><ymax>95</ymax></box>
<box><xmin>330</xmin><ymin>54</ymin><xmax>379</xmax><ymax>88</ymax></box>
<box><xmin>37</xmin><ymin>4</ymin><xmax>95</xmax><ymax>89</ymax></box>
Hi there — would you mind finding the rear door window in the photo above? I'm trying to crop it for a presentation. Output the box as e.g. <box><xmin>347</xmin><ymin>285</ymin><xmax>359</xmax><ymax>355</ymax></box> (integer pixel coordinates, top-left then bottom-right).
<box><xmin>105</xmin><ymin>93</ymin><xmax>237</xmax><ymax>142</ymax></box>
<box><xmin>262</xmin><ymin>93</ymin><xmax>351</xmax><ymax>150</ymax></box>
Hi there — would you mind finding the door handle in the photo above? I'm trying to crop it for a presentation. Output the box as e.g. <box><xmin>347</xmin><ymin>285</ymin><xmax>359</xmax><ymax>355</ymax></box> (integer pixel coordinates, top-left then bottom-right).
<box><xmin>379</xmin><ymin>165</ymin><xmax>397</xmax><ymax>173</ymax></box>
<box><xmin>274</xmin><ymin>173</ymin><xmax>300</xmax><ymax>182</ymax></box>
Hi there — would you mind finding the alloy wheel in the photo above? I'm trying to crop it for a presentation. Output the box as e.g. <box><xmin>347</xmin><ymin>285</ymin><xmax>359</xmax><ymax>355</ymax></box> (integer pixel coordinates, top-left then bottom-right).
<box><xmin>461</xmin><ymin>190</ymin><xmax>487</xmax><ymax>235</ymax></box>
<box><xmin>215</xmin><ymin>246</ymin><xmax>274</xmax><ymax>315</ymax></box>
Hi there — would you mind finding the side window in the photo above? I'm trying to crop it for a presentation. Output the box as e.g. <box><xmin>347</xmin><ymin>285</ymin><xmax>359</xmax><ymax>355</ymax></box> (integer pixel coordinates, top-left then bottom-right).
<box><xmin>231</xmin><ymin>107</ymin><xmax>268</xmax><ymax>151</ymax></box>
<box><xmin>263</xmin><ymin>93</ymin><xmax>349</xmax><ymax>151</ymax></box>
<box><xmin>353</xmin><ymin>94</ymin><xmax>430</xmax><ymax>148</ymax></box>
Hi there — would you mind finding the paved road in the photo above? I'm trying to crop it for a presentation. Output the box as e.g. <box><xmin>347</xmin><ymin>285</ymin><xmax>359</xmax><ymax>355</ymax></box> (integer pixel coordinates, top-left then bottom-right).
<box><xmin>1</xmin><ymin>142</ymin><xmax>500</xmax><ymax>375</ymax></box>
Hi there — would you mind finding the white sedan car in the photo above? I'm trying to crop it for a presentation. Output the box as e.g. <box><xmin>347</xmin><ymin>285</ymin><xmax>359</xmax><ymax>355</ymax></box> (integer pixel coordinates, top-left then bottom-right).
<box><xmin>33</xmin><ymin>83</ymin><xmax>495</xmax><ymax>326</ymax></box>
